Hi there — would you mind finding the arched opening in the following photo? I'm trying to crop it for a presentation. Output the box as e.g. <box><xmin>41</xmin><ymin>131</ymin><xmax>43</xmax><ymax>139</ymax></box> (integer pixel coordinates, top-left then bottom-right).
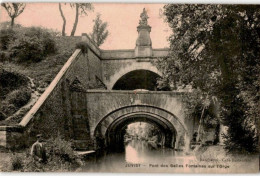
<box><xmin>105</xmin><ymin>116</ymin><xmax>176</xmax><ymax>151</ymax></box>
<box><xmin>112</xmin><ymin>70</ymin><xmax>170</xmax><ymax>91</ymax></box>
<box><xmin>92</xmin><ymin>107</ymin><xmax>190</xmax><ymax>169</ymax></box>
<box><xmin>93</xmin><ymin>109</ymin><xmax>187</xmax><ymax>151</ymax></box>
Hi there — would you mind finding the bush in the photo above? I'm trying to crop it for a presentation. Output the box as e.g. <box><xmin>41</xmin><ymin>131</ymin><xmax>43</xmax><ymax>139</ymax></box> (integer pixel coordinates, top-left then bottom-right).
<box><xmin>10</xmin><ymin>27</ymin><xmax>57</xmax><ymax>63</ymax></box>
<box><xmin>1</xmin><ymin>103</ymin><xmax>17</xmax><ymax>116</ymax></box>
<box><xmin>11</xmin><ymin>36</ymin><xmax>46</xmax><ymax>62</ymax></box>
<box><xmin>10</xmin><ymin>153</ymin><xmax>23</xmax><ymax>171</ymax></box>
<box><xmin>0</xmin><ymin>70</ymin><xmax>30</xmax><ymax>118</ymax></box>
<box><xmin>0</xmin><ymin>28</ymin><xmax>15</xmax><ymax>50</ymax></box>
<box><xmin>0</xmin><ymin>70</ymin><xmax>29</xmax><ymax>99</ymax></box>
<box><xmin>24</xmin><ymin>27</ymin><xmax>57</xmax><ymax>55</ymax></box>
<box><xmin>75</xmin><ymin>41</ymin><xmax>88</xmax><ymax>54</ymax></box>
<box><xmin>0</xmin><ymin>51</ymin><xmax>10</xmax><ymax>62</ymax></box>
<box><xmin>42</xmin><ymin>135</ymin><xmax>83</xmax><ymax>172</ymax></box>
<box><xmin>46</xmin><ymin>135</ymin><xmax>78</xmax><ymax>163</ymax></box>
<box><xmin>3</xmin><ymin>136</ymin><xmax>83</xmax><ymax>172</ymax></box>
<box><xmin>5</xmin><ymin>88</ymin><xmax>31</xmax><ymax>108</ymax></box>
<box><xmin>0</xmin><ymin>111</ymin><xmax>6</xmax><ymax>121</ymax></box>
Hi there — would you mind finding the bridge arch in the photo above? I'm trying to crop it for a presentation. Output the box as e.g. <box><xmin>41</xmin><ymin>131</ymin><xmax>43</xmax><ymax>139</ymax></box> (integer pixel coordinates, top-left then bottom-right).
<box><xmin>93</xmin><ymin>105</ymin><xmax>190</xmax><ymax>150</ymax></box>
<box><xmin>106</xmin><ymin>63</ymin><xmax>162</xmax><ymax>90</ymax></box>
<box><xmin>113</xmin><ymin>70</ymin><xmax>161</xmax><ymax>90</ymax></box>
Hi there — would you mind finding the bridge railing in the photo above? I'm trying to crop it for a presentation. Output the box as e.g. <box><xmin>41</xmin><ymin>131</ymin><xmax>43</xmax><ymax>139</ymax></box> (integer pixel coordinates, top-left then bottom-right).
<box><xmin>85</xmin><ymin>89</ymin><xmax>189</xmax><ymax>95</ymax></box>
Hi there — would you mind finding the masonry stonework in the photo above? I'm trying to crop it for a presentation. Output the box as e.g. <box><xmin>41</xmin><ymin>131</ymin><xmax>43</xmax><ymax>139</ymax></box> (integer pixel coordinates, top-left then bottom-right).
<box><xmin>0</xmin><ymin>10</ymin><xmax>215</xmax><ymax>152</ymax></box>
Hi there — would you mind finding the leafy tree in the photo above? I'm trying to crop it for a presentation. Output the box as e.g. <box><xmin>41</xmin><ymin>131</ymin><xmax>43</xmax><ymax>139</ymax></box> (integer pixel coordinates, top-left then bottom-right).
<box><xmin>1</xmin><ymin>3</ymin><xmax>26</xmax><ymax>27</ymax></box>
<box><xmin>89</xmin><ymin>14</ymin><xmax>109</xmax><ymax>47</ymax></box>
<box><xmin>159</xmin><ymin>5</ymin><xmax>259</xmax><ymax>153</ymax></box>
<box><xmin>70</xmin><ymin>3</ymin><xmax>93</xmax><ymax>36</ymax></box>
<box><xmin>58</xmin><ymin>3</ymin><xmax>93</xmax><ymax>36</ymax></box>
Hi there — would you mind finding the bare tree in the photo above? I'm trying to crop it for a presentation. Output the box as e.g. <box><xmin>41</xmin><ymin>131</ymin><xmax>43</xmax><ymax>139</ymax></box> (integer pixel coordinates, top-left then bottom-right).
<box><xmin>70</xmin><ymin>3</ymin><xmax>93</xmax><ymax>36</ymax></box>
<box><xmin>58</xmin><ymin>3</ymin><xmax>66</xmax><ymax>36</ymax></box>
<box><xmin>1</xmin><ymin>3</ymin><xmax>26</xmax><ymax>27</ymax></box>
<box><xmin>89</xmin><ymin>14</ymin><xmax>109</xmax><ymax>47</ymax></box>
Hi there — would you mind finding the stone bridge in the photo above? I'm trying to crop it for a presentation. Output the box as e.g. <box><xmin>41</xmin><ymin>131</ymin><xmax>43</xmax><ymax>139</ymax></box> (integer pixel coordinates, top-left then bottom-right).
<box><xmin>101</xmin><ymin>50</ymin><xmax>166</xmax><ymax>90</ymax></box>
<box><xmin>85</xmin><ymin>90</ymin><xmax>192</xmax><ymax>149</ymax></box>
<box><xmin>0</xmin><ymin>9</ymin><xmax>221</xmax><ymax>152</ymax></box>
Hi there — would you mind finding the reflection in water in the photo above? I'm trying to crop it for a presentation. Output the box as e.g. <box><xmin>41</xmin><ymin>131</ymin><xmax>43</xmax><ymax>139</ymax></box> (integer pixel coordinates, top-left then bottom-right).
<box><xmin>82</xmin><ymin>139</ymin><xmax>185</xmax><ymax>172</ymax></box>
<box><xmin>81</xmin><ymin>140</ymin><xmax>258</xmax><ymax>173</ymax></box>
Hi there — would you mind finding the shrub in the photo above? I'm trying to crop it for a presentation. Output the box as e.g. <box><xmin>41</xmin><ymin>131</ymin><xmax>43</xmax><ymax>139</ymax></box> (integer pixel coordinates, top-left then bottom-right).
<box><xmin>24</xmin><ymin>27</ymin><xmax>57</xmax><ymax>55</ymax></box>
<box><xmin>0</xmin><ymin>70</ymin><xmax>29</xmax><ymax>98</ymax></box>
<box><xmin>75</xmin><ymin>41</ymin><xmax>88</xmax><ymax>54</ymax></box>
<box><xmin>0</xmin><ymin>111</ymin><xmax>6</xmax><ymax>121</ymax></box>
<box><xmin>10</xmin><ymin>153</ymin><xmax>23</xmax><ymax>171</ymax></box>
<box><xmin>10</xmin><ymin>36</ymin><xmax>46</xmax><ymax>62</ymax></box>
<box><xmin>3</xmin><ymin>136</ymin><xmax>83</xmax><ymax>172</ymax></box>
<box><xmin>43</xmin><ymin>135</ymin><xmax>83</xmax><ymax>171</ymax></box>
<box><xmin>0</xmin><ymin>70</ymin><xmax>30</xmax><ymax>117</ymax></box>
<box><xmin>0</xmin><ymin>28</ymin><xmax>15</xmax><ymax>50</ymax></box>
<box><xmin>1</xmin><ymin>103</ymin><xmax>17</xmax><ymax>116</ymax></box>
<box><xmin>46</xmin><ymin>135</ymin><xmax>78</xmax><ymax>163</ymax></box>
<box><xmin>10</xmin><ymin>27</ymin><xmax>57</xmax><ymax>63</ymax></box>
<box><xmin>0</xmin><ymin>51</ymin><xmax>10</xmax><ymax>62</ymax></box>
<box><xmin>5</xmin><ymin>88</ymin><xmax>31</xmax><ymax>108</ymax></box>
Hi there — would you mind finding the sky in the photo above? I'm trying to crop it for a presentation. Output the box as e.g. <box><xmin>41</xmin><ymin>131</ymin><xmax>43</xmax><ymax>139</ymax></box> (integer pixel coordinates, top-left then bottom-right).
<box><xmin>0</xmin><ymin>3</ymin><xmax>171</xmax><ymax>50</ymax></box>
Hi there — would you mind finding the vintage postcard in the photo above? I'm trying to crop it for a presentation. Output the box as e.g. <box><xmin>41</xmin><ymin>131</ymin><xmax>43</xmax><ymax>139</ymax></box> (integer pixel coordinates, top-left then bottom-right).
<box><xmin>0</xmin><ymin>2</ymin><xmax>259</xmax><ymax>173</ymax></box>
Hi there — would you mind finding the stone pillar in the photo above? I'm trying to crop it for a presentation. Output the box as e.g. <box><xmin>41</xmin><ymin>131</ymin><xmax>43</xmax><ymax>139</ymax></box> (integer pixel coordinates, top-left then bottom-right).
<box><xmin>135</xmin><ymin>8</ymin><xmax>153</xmax><ymax>58</ymax></box>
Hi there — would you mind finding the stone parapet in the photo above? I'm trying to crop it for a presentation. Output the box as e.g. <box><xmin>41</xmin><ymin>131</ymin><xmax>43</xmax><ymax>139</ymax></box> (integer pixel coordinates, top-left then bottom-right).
<box><xmin>101</xmin><ymin>49</ymin><xmax>135</xmax><ymax>59</ymax></box>
<box><xmin>100</xmin><ymin>48</ymin><xmax>169</xmax><ymax>60</ymax></box>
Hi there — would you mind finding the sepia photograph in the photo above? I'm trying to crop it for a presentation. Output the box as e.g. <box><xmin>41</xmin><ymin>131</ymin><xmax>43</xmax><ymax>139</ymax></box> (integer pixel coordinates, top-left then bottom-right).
<box><xmin>0</xmin><ymin>2</ymin><xmax>259</xmax><ymax>173</ymax></box>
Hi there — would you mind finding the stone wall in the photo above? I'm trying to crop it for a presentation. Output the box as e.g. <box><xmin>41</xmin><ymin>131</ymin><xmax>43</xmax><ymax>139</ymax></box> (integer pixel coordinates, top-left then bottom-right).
<box><xmin>87</xmin><ymin>49</ymin><xmax>103</xmax><ymax>87</ymax></box>
<box><xmin>0</xmin><ymin>40</ymin><xmax>104</xmax><ymax>149</ymax></box>
<box><xmin>0</xmin><ymin>126</ymin><xmax>24</xmax><ymax>150</ymax></box>
<box><xmin>19</xmin><ymin>49</ymin><xmax>102</xmax><ymax>149</ymax></box>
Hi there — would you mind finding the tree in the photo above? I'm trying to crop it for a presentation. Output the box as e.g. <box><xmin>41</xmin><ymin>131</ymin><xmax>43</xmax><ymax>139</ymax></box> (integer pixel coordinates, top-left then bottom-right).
<box><xmin>1</xmin><ymin>3</ymin><xmax>26</xmax><ymax>27</ymax></box>
<box><xmin>58</xmin><ymin>3</ymin><xmax>66</xmax><ymax>36</ymax></box>
<box><xmin>89</xmin><ymin>14</ymin><xmax>109</xmax><ymax>47</ymax></box>
<box><xmin>158</xmin><ymin>5</ymin><xmax>260</xmax><ymax>153</ymax></box>
<box><xmin>58</xmin><ymin>3</ymin><xmax>93</xmax><ymax>36</ymax></box>
<box><xmin>70</xmin><ymin>3</ymin><xmax>93</xmax><ymax>36</ymax></box>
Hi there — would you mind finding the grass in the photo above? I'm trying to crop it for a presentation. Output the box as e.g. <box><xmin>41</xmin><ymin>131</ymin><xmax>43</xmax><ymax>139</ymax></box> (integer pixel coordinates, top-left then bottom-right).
<box><xmin>1</xmin><ymin>36</ymin><xmax>81</xmax><ymax>88</ymax></box>
<box><xmin>0</xmin><ymin>36</ymin><xmax>81</xmax><ymax>125</ymax></box>
<box><xmin>0</xmin><ymin>136</ymin><xmax>84</xmax><ymax>172</ymax></box>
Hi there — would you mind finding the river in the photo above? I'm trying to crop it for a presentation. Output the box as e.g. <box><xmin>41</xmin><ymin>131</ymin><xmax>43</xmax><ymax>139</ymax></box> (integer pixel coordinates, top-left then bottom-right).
<box><xmin>82</xmin><ymin>139</ymin><xmax>194</xmax><ymax>173</ymax></box>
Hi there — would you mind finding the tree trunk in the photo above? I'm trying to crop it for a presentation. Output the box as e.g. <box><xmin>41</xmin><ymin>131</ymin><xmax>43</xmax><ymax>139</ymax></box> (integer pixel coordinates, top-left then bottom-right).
<box><xmin>196</xmin><ymin>105</ymin><xmax>206</xmax><ymax>143</ymax></box>
<box><xmin>11</xmin><ymin>17</ymin><xmax>15</xmax><ymax>27</ymax></box>
<box><xmin>59</xmin><ymin>3</ymin><xmax>66</xmax><ymax>36</ymax></box>
<box><xmin>70</xmin><ymin>4</ymin><xmax>79</xmax><ymax>36</ymax></box>
<box><xmin>196</xmin><ymin>94</ymin><xmax>209</xmax><ymax>143</ymax></box>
